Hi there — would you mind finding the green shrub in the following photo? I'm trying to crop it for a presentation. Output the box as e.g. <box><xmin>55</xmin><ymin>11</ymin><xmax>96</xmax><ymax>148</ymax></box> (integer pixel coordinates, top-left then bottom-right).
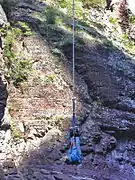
<box><xmin>41</xmin><ymin>6</ymin><xmax>63</xmax><ymax>25</ymax></box>
<box><xmin>46</xmin><ymin>7</ymin><xmax>60</xmax><ymax>24</ymax></box>
<box><xmin>17</xmin><ymin>21</ymin><xmax>34</xmax><ymax>36</ymax></box>
<box><xmin>41</xmin><ymin>73</ymin><xmax>56</xmax><ymax>84</ymax></box>
<box><xmin>2</xmin><ymin>24</ymin><xmax>32</xmax><ymax>86</ymax></box>
<box><xmin>4</xmin><ymin>27</ymin><xmax>22</xmax><ymax>62</ymax></box>
<box><xmin>129</xmin><ymin>15</ymin><xmax>135</xmax><ymax>24</ymax></box>
<box><xmin>82</xmin><ymin>0</ymin><xmax>105</xmax><ymax>8</ymax></box>
<box><xmin>57</xmin><ymin>0</ymin><xmax>84</xmax><ymax>19</ymax></box>
<box><xmin>10</xmin><ymin>58</ymin><xmax>32</xmax><ymax>86</ymax></box>
<box><xmin>109</xmin><ymin>17</ymin><xmax>117</xmax><ymax>25</ymax></box>
<box><xmin>11</xmin><ymin>121</ymin><xmax>23</xmax><ymax>139</ymax></box>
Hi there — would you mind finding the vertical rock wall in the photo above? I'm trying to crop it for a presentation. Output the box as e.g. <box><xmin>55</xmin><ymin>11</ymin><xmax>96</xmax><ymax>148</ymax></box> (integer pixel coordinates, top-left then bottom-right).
<box><xmin>0</xmin><ymin>5</ymin><xmax>9</xmax><ymax>128</ymax></box>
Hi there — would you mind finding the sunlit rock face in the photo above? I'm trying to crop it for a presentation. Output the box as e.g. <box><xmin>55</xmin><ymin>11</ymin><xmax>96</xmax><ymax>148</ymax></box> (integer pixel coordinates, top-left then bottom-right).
<box><xmin>0</xmin><ymin>5</ymin><xmax>9</xmax><ymax>128</ymax></box>
<box><xmin>128</xmin><ymin>0</ymin><xmax>135</xmax><ymax>15</ymax></box>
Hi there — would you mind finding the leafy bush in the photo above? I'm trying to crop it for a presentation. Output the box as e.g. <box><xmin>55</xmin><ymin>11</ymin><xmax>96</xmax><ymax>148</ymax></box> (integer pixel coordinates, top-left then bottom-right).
<box><xmin>39</xmin><ymin>73</ymin><xmax>56</xmax><ymax>85</ymax></box>
<box><xmin>11</xmin><ymin>120</ymin><xmax>23</xmax><ymax>139</ymax></box>
<box><xmin>109</xmin><ymin>17</ymin><xmax>117</xmax><ymax>25</ymax></box>
<box><xmin>4</xmin><ymin>27</ymin><xmax>22</xmax><ymax>61</ymax></box>
<box><xmin>82</xmin><ymin>0</ymin><xmax>105</xmax><ymax>8</ymax></box>
<box><xmin>57</xmin><ymin>0</ymin><xmax>84</xmax><ymax>19</ymax></box>
<box><xmin>9</xmin><ymin>58</ymin><xmax>32</xmax><ymax>86</ymax></box>
<box><xmin>42</xmin><ymin>6</ymin><xmax>62</xmax><ymax>25</ymax></box>
<box><xmin>2</xmin><ymin>24</ymin><xmax>33</xmax><ymax>86</ymax></box>
<box><xmin>17</xmin><ymin>21</ymin><xmax>34</xmax><ymax>36</ymax></box>
<box><xmin>129</xmin><ymin>15</ymin><xmax>135</xmax><ymax>24</ymax></box>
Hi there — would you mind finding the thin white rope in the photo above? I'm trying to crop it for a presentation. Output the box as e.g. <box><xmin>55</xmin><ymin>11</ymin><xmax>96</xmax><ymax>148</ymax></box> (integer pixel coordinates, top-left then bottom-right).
<box><xmin>72</xmin><ymin>0</ymin><xmax>75</xmax><ymax>98</ymax></box>
<box><xmin>72</xmin><ymin>0</ymin><xmax>75</xmax><ymax>127</ymax></box>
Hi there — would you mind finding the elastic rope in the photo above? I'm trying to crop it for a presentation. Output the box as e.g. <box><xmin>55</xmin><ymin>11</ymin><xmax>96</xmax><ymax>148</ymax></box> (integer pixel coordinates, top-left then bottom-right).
<box><xmin>72</xmin><ymin>0</ymin><xmax>76</xmax><ymax>127</ymax></box>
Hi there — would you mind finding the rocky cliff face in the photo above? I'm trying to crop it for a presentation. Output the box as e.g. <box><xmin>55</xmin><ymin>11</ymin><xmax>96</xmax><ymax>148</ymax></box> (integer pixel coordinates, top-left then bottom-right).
<box><xmin>0</xmin><ymin>5</ymin><xmax>10</xmax><ymax>130</ymax></box>
<box><xmin>1</xmin><ymin>0</ymin><xmax>135</xmax><ymax>180</ymax></box>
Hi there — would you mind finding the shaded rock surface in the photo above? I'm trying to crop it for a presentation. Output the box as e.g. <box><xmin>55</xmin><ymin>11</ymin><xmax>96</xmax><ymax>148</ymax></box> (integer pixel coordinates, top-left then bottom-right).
<box><xmin>0</xmin><ymin>75</ymin><xmax>9</xmax><ymax>130</ymax></box>
<box><xmin>0</xmin><ymin>5</ymin><xmax>9</xmax><ymax>129</ymax></box>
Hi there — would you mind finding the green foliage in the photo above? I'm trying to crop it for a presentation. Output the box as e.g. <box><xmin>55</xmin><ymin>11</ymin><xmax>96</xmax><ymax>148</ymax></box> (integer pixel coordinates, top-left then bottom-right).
<box><xmin>4</xmin><ymin>27</ymin><xmax>22</xmax><ymax>61</ymax></box>
<box><xmin>42</xmin><ymin>73</ymin><xmax>56</xmax><ymax>84</ymax></box>
<box><xmin>82</xmin><ymin>0</ymin><xmax>105</xmax><ymax>8</ymax></box>
<box><xmin>4</xmin><ymin>35</ymin><xmax>15</xmax><ymax>60</ymax></box>
<box><xmin>45</xmin><ymin>7</ymin><xmax>58</xmax><ymax>24</ymax></box>
<box><xmin>129</xmin><ymin>16</ymin><xmax>135</xmax><ymax>24</ymax></box>
<box><xmin>34</xmin><ymin>73</ymin><xmax>57</xmax><ymax>85</ymax></box>
<box><xmin>121</xmin><ymin>33</ymin><xmax>129</xmax><ymax>41</ymax></box>
<box><xmin>109</xmin><ymin>17</ymin><xmax>117</xmax><ymax>25</ymax></box>
<box><xmin>42</xmin><ymin>6</ymin><xmax>63</xmax><ymax>25</ymax></box>
<box><xmin>45</xmin><ymin>74</ymin><xmax>56</xmax><ymax>83</ymax></box>
<box><xmin>17</xmin><ymin>22</ymin><xmax>34</xmax><ymax>36</ymax></box>
<box><xmin>54</xmin><ymin>116</ymin><xmax>64</xmax><ymax>126</ymax></box>
<box><xmin>57</xmin><ymin>0</ymin><xmax>84</xmax><ymax>19</ymax></box>
<box><xmin>11</xmin><ymin>121</ymin><xmax>23</xmax><ymax>139</ymax></box>
<box><xmin>2</xmin><ymin>24</ymin><xmax>32</xmax><ymax>86</ymax></box>
<box><xmin>123</xmin><ymin>37</ymin><xmax>135</xmax><ymax>52</ymax></box>
<box><xmin>120</xmin><ymin>34</ymin><xmax>135</xmax><ymax>54</ymax></box>
<box><xmin>9</xmin><ymin>58</ymin><xmax>32</xmax><ymax>87</ymax></box>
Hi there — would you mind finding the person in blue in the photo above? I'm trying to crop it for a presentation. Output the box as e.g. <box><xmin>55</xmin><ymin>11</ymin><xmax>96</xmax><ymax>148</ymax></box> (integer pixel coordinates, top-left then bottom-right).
<box><xmin>66</xmin><ymin>126</ymin><xmax>82</xmax><ymax>164</ymax></box>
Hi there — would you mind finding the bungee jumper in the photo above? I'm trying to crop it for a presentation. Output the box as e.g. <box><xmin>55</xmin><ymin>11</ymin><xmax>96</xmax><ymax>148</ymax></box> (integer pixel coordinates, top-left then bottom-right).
<box><xmin>66</xmin><ymin>126</ymin><xmax>82</xmax><ymax>164</ymax></box>
<box><xmin>65</xmin><ymin>0</ymin><xmax>82</xmax><ymax>164</ymax></box>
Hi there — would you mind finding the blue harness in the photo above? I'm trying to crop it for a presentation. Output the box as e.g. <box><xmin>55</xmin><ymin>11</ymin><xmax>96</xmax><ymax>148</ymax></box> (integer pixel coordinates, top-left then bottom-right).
<box><xmin>65</xmin><ymin>96</ymin><xmax>82</xmax><ymax>164</ymax></box>
<box><xmin>67</xmin><ymin>135</ymin><xmax>82</xmax><ymax>163</ymax></box>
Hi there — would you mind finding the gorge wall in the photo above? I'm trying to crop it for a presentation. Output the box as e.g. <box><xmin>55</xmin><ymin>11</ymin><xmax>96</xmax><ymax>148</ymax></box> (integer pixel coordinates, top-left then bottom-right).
<box><xmin>0</xmin><ymin>0</ymin><xmax>135</xmax><ymax>179</ymax></box>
